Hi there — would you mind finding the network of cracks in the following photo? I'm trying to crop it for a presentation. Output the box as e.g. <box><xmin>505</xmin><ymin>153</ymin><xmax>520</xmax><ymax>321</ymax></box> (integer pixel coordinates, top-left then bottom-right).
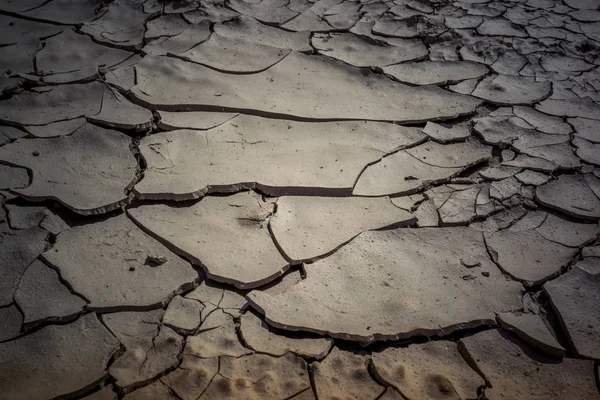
<box><xmin>1</xmin><ymin>0</ymin><xmax>600</xmax><ymax>399</ymax></box>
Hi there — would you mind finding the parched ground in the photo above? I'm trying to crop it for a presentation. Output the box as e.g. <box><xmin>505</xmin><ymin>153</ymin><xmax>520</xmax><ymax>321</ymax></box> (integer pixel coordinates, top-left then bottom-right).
<box><xmin>1</xmin><ymin>0</ymin><xmax>600</xmax><ymax>398</ymax></box>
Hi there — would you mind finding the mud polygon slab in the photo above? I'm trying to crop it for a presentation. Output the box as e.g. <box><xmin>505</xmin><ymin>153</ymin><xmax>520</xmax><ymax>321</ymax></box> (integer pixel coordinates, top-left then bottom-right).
<box><xmin>15</xmin><ymin>259</ymin><xmax>86</xmax><ymax>324</ymax></box>
<box><xmin>103</xmin><ymin>309</ymin><xmax>184</xmax><ymax>388</ymax></box>
<box><xmin>270</xmin><ymin>196</ymin><xmax>415</xmax><ymax>262</ymax></box>
<box><xmin>128</xmin><ymin>192</ymin><xmax>287</xmax><ymax>289</ymax></box>
<box><xmin>24</xmin><ymin>117</ymin><xmax>86</xmax><ymax>138</ymax></box>
<box><xmin>429</xmin><ymin>184</ymin><xmax>489</xmax><ymax>225</ymax></box>
<box><xmin>383</xmin><ymin>61</ymin><xmax>489</xmax><ymax>85</ymax></box>
<box><xmin>130</xmin><ymin>53</ymin><xmax>482</xmax><ymax>122</ymax></box>
<box><xmin>81</xmin><ymin>0</ymin><xmax>147</xmax><ymax>49</ymax></box>
<box><xmin>353</xmin><ymin>140</ymin><xmax>491</xmax><ymax>196</ymax></box>
<box><xmin>180</xmin><ymin>34</ymin><xmax>290</xmax><ymax>73</ymax></box>
<box><xmin>215</xmin><ymin>15</ymin><xmax>311</xmax><ymax>52</ymax></box>
<box><xmin>372</xmin><ymin>15</ymin><xmax>419</xmax><ymax>38</ymax></box>
<box><xmin>563</xmin><ymin>0</ymin><xmax>600</xmax><ymax>10</ymax></box>
<box><xmin>0</xmin><ymin>123</ymin><xmax>136</xmax><ymax>214</ymax></box>
<box><xmin>313</xmin><ymin>347</ymin><xmax>385</xmax><ymax>399</ymax></box>
<box><xmin>497</xmin><ymin>312</ymin><xmax>565</xmax><ymax>358</ymax></box>
<box><xmin>490</xmin><ymin>177</ymin><xmax>521</xmax><ymax>201</ymax></box>
<box><xmin>240</xmin><ymin>312</ymin><xmax>333</xmax><ymax>358</ymax></box>
<box><xmin>134</xmin><ymin>115</ymin><xmax>425</xmax><ymax>199</ymax></box>
<box><xmin>480</xmin><ymin>166</ymin><xmax>521</xmax><ymax>181</ymax></box>
<box><xmin>485</xmin><ymin>212</ymin><xmax>598</xmax><ymax>285</ymax></box>
<box><xmin>145</xmin><ymin>14</ymin><xmax>188</xmax><ymax>40</ymax></box>
<box><xmin>22</xmin><ymin>0</ymin><xmax>102</xmax><ymax>24</ymax></box>
<box><xmin>110</xmin><ymin>324</ymin><xmax>182</xmax><ymax>388</ymax></box>
<box><xmin>513</xmin><ymin>140</ymin><xmax>580</xmax><ymax>170</ymax></box>
<box><xmin>248</xmin><ymin>228</ymin><xmax>522</xmax><ymax>343</ymax></box>
<box><xmin>0</xmin><ymin>164</ymin><xmax>29</xmax><ymax>190</ymax></box>
<box><xmin>199</xmin><ymin>352</ymin><xmax>311</xmax><ymax>399</ymax></box>
<box><xmin>544</xmin><ymin>267</ymin><xmax>600</xmax><ymax>360</ymax></box>
<box><xmin>42</xmin><ymin>215</ymin><xmax>198</xmax><ymax>310</ymax></box>
<box><xmin>88</xmin><ymin>89</ymin><xmax>153</xmax><ymax>132</ymax></box>
<box><xmin>0</xmin><ymin>304</ymin><xmax>22</xmax><ymax>342</ymax></box>
<box><xmin>0</xmin><ymin>227</ymin><xmax>48</xmax><ymax>306</ymax></box>
<box><xmin>313</xmin><ymin>32</ymin><xmax>427</xmax><ymax>67</ymax></box>
<box><xmin>513</xmin><ymin>106</ymin><xmax>572</xmax><ymax>135</ymax></box>
<box><xmin>536</xmin><ymin>175</ymin><xmax>600</xmax><ymax>219</ymax></box>
<box><xmin>570</xmin><ymin>117</ymin><xmax>600</xmax><ymax>143</ymax></box>
<box><xmin>536</xmin><ymin>98</ymin><xmax>600</xmax><ymax>120</ymax></box>
<box><xmin>185</xmin><ymin>318</ymin><xmax>251</xmax><ymax>358</ymax></box>
<box><xmin>0</xmin><ymin>39</ymin><xmax>39</xmax><ymax>74</ymax></box>
<box><xmin>472</xmin><ymin>75</ymin><xmax>551</xmax><ymax>105</ymax></box>
<box><xmin>422</xmin><ymin>122</ymin><xmax>471</xmax><ymax>143</ymax></box>
<box><xmin>459</xmin><ymin>329</ymin><xmax>598</xmax><ymax>400</ymax></box>
<box><xmin>414</xmin><ymin>199</ymin><xmax>440</xmax><ymax>227</ymax></box>
<box><xmin>515</xmin><ymin>170</ymin><xmax>551</xmax><ymax>186</ymax></box>
<box><xmin>0</xmin><ymin>15</ymin><xmax>63</xmax><ymax>46</ymax></box>
<box><xmin>157</xmin><ymin>111</ymin><xmax>237</xmax><ymax>130</ymax></box>
<box><xmin>372</xmin><ymin>341</ymin><xmax>484</xmax><ymax>400</ymax></box>
<box><xmin>163</xmin><ymin>295</ymin><xmax>203</xmax><ymax>332</ymax></box>
<box><xmin>5</xmin><ymin>204</ymin><xmax>52</xmax><ymax>231</ymax></box>
<box><xmin>161</xmin><ymin>356</ymin><xmax>219</xmax><ymax>400</ymax></box>
<box><xmin>541</xmin><ymin>55</ymin><xmax>594</xmax><ymax>72</ymax></box>
<box><xmin>122</xmin><ymin>381</ymin><xmax>177</xmax><ymax>400</ymax></box>
<box><xmin>227</xmin><ymin>0</ymin><xmax>299</xmax><ymax>24</ymax></box>
<box><xmin>0</xmin><ymin>82</ymin><xmax>102</xmax><ymax>126</ymax></box>
<box><xmin>478</xmin><ymin>19</ymin><xmax>527</xmax><ymax>37</ymax></box>
<box><xmin>142</xmin><ymin>22</ymin><xmax>211</xmax><ymax>56</ymax></box>
<box><xmin>0</xmin><ymin>313</ymin><xmax>120</xmax><ymax>400</ymax></box>
<box><xmin>573</xmin><ymin>137</ymin><xmax>600</xmax><ymax>166</ymax></box>
<box><xmin>37</xmin><ymin>30</ymin><xmax>133</xmax><ymax>75</ymax></box>
<box><xmin>503</xmin><ymin>154</ymin><xmax>557</xmax><ymax>172</ymax></box>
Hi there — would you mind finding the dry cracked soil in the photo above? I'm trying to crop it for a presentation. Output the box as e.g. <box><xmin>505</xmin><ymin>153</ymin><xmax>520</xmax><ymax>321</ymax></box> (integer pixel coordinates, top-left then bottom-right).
<box><xmin>1</xmin><ymin>0</ymin><xmax>600</xmax><ymax>399</ymax></box>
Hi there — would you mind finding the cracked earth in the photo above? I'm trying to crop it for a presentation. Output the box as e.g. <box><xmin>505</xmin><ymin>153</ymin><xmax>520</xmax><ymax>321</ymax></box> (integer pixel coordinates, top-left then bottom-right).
<box><xmin>1</xmin><ymin>0</ymin><xmax>600</xmax><ymax>398</ymax></box>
